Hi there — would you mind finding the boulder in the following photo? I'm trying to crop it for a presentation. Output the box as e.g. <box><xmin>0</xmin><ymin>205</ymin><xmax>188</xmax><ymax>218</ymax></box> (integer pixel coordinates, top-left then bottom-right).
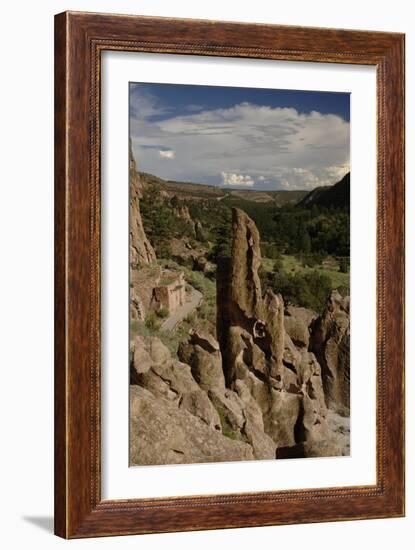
<box><xmin>234</xmin><ymin>380</ymin><xmax>276</xmax><ymax>459</ymax></box>
<box><xmin>264</xmin><ymin>389</ymin><xmax>302</xmax><ymax>448</ymax></box>
<box><xmin>131</xmin><ymin>335</ymin><xmax>153</xmax><ymax>375</ymax></box>
<box><xmin>133</xmin><ymin>335</ymin><xmax>221</xmax><ymax>428</ymax></box>
<box><xmin>283</xmin><ymin>333</ymin><xmax>301</xmax><ymax>373</ymax></box>
<box><xmin>179</xmin><ymin>390</ymin><xmax>221</xmax><ymax>431</ymax></box>
<box><xmin>262</xmin><ymin>289</ymin><xmax>285</xmax><ymax>379</ymax></box>
<box><xmin>132</xmin><ymin>335</ymin><xmax>170</xmax><ymax>373</ymax></box>
<box><xmin>194</xmin><ymin>220</ymin><xmax>207</xmax><ymax>242</ymax></box>
<box><xmin>130</xmin><ymin>264</ymin><xmax>163</xmax><ymax>320</ymax></box>
<box><xmin>208</xmin><ymin>388</ymin><xmax>245</xmax><ymax>434</ymax></box>
<box><xmin>228</xmin><ymin>208</ymin><xmax>263</xmax><ymax>323</ymax></box>
<box><xmin>284</xmin><ymin>305</ymin><xmax>316</xmax><ymax>348</ymax></box>
<box><xmin>130</xmin><ymin>386</ymin><xmax>254</xmax><ymax>465</ymax></box>
<box><xmin>130</xmin><ymin>294</ymin><xmax>145</xmax><ymax>321</ymax></box>
<box><xmin>178</xmin><ymin>331</ymin><xmax>225</xmax><ymax>392</ymax></box>
<box><xmin>172</xmin><ymin>203</ymin><xmax>192</xmax><ymax>222</ymax></box>
<box><xmin>208</xmin><ymin>383</ymin><xmax>276</xmax><ymax>460</ymax></box>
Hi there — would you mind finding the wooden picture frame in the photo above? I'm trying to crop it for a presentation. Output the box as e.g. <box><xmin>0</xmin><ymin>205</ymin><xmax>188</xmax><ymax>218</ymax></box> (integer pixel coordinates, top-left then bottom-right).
<box><xmin>54</xmin><ymin>11</ymin><xmax>405</xmax><ymax>538</ymax></box>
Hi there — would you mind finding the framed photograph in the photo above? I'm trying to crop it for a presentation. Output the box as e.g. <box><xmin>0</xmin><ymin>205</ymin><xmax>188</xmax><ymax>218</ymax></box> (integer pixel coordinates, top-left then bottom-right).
<box><xmin>54</xmin><ymin>11</ymin><xmax>405</xmax><ymax>538</ymax></box>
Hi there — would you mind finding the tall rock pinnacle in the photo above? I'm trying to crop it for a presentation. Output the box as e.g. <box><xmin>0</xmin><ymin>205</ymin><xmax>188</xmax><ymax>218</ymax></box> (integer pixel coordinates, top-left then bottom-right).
<box><xmin>217</xmin><ymin>208</ymin><xmax>285</xmax><ymax>386</ymax></box>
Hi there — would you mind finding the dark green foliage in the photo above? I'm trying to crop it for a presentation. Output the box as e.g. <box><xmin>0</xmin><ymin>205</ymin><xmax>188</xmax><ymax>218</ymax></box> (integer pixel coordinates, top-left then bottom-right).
<box><xmin>298</xmin><ymin>173</ymin><xmax>350</xmax><ymax>210</ymax></box>
<box><xmin>170</xmin><ymin>195</ymin><xmax>180</xmax><ymax>208</ymax></box>
<box><xmin>268</xmin><ymin>206</ymin><xmax>350</xmax><ymax>257</ymax></box>
<box><xmin>261</xmin><ymin>242</ymin><xmax>283</xmax><ymax>260</ymax></box>
<box><xmin>299</xmin><ymin>252</ymin><xmax>326</xmax><ymax>268</ymax></box>
<box><xmin>208</xmin><ymin>209</ymin><xmax>233</xmax><ymax>261</ymax></box>
<box><xmin>261</xmin><ymin>262</ymin><xmax>333</xmax><ymax>313</ymax></box>
<box><xmin>145</xmin><ymin>312</ymin><xmax>160</xmax><ymax>331</ymax></box>
<box><xmin>306</xmin><ymin>211</ymin><xmax>350</xmax><ymax>256</ymax></box>
<box><xmin>156</xmin><ymin>308</ymin><xmax>169</xmax><ymax>319</ymax></box>
<box><xmin>140</xmin><ymin>187</ymin><xmax>194</xmax><ymax>256</ymax></box>
<box><xmin>141</xmin><ymin>173</ymin><xmax>349</xmax><ymax>262</ymax></box>
<box><xmin>139</xmin><ymin>172</ymin><xmax>349</xmax><ymax>316</ymax></box>
<box><xmin>222</xmin><ymin>197</ymin><xmax>349</xmax><ymax>258</ymax></box>
<box><xmin>339</xmin><ymin>256</ymin><xmax>350</xmax><ymax>273</ymax></box>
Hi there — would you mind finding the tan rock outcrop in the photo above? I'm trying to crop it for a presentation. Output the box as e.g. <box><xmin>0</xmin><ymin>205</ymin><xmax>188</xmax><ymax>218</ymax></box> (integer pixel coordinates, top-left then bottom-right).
<box><xmin>216</xmin><ymin>207</ymin><xmax>337</xmax><ymax>457</ymax></box>
<box><xmin>309</xmin><ymin>290</ymin><xmax>350</xmax><ymax>413</ymax></box>
<box><xmin>130</xmin><ymin>386</ymin><xmax>254</xmax><ymax>465</ymax></box>
<box><xmin>131</xmin><ymin>334</ymin><xmax>170</xmax><ymax>377</ymax></box>
<box><xmin>133</xmin><ymin>336</ymin><xmax>221</xmax><ymax>430</ymax></box>
<box><xmin>178</xmin><ymin>330</ymin><xmax>276</xmax><ymax>459</ymax></box>
<box><xmin>217</xmin><ymin>209</ymin><xmax>285</xmax><ymax>386</ymax></box>
<box><xmin>129</xmin><ymin>144</ymin><xmax>156</xmax><ymax>266</ymax></box>
<box><xmin>172</xmin><ymin>203</ymin><xmax>192</xmax><ymax>222</ymax></box>
<box><xmin>129</xmin><ymin>207</ymin><xmax>350</xmax><ymax>464</ymax></box>
<box><xmin>284</xmin><ymin>305</ymin><xmax>316</xmax><ymax>348</ymax></box>
<box><xmin>178</xmin><ymin>331</ymin><xmax>225</xmax><ymax>392</ymax></box>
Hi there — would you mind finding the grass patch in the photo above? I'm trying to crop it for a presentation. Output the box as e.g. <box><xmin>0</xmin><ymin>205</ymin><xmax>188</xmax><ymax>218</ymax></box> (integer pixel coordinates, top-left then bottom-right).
<box><xmin>156</xmin><ymin>307</ymin><xmax>169</xmax><ymax>319</ymax></box>
<box><xmin>262</xmin><ymin>254</ymin><xmax>349</xmax><ymax>292</ymax></box>
<box><xmin>130</xmin><ymin>319</ymin><xmax>187</xmax><ymax>356</ymax></box>
<box><xmin>216</xmin><ymin>407</ymin><xmax>239</xmax><ymax>441</ymax></box>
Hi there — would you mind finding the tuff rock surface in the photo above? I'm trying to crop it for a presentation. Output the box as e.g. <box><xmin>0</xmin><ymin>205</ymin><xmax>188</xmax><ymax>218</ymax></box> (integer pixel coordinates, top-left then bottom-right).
<box><xmin>309</xmin><ymin>290</ymin><xmax>350</xmax><ymax>413</ymax></box>
<box><xmin>129</xmin><ymin>144</ymin><xmax>156</xmax><ymax>266</ymax></box>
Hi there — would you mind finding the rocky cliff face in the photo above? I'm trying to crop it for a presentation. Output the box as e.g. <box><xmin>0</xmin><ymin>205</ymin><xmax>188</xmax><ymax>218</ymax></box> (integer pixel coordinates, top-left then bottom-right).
<box><xmin>129</xmin><ymin>145</ymin><xmax>156</xmax><ymax>266</ymax></box>
<box><xmin>130</xmin><ymin>335</ymin><xmax>255</xmax><ymax>465</ymax></box>
<box><xmin>130</xmin><ymin>208</ymin><xmax>350</xmax><ymax>465</ymax></box>
<box><xmin>309</xmin><ymin>290</ymin><xmax>350</xmax><ymax>413</ymax></box>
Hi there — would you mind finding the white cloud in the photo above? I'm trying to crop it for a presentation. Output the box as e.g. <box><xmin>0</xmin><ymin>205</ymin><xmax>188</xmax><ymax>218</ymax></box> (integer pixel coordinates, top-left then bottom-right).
<box><xmin>222</xmin><ymin>172</ymin><xmax>254</xmax><ymax>186</ymax></box>
<box><xmin>159</xmin><ymin>150</ymin><xmax>175</xmax><ymax>159</ymax></box>
<box><xmin>130</xmin><ymin>99</ymin><xmax>350</xmax><ymax>190</ymax></box>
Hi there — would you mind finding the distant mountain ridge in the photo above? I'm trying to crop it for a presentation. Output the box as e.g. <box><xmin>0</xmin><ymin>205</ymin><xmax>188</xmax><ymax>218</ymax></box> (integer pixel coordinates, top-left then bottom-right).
<box><xmin>138</xmin><ymin>172</ymin><xmax>308</xmax><ymax>206</ymax></box>
<box><xmin>138</xmin><ymin>171</ymin><xmax>350</xmax><ymax>209</ymax></box>
<box><xmin>298</xmin><ymin>172</ymin><xmax>350</xmax><ymax>210</ymax></box>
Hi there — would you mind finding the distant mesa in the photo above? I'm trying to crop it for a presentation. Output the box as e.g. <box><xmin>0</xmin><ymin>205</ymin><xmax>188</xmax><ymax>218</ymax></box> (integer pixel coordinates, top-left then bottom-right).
<box><xmin>138</xmin><ymin>170</ymin><xmax>350</xmax><ymax>209</ymax></box>
<box><xmin>138</xmin><ymin>171</ymin><xmax>308</xmax><ymax>206</ymax></box>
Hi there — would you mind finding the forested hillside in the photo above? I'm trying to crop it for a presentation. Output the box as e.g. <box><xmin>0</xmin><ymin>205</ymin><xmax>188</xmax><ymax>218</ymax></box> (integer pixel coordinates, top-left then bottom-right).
<box><xmin>138</xmin><ymin>171</ymin><xmax>350</xmax><ymax>313</ymax></box>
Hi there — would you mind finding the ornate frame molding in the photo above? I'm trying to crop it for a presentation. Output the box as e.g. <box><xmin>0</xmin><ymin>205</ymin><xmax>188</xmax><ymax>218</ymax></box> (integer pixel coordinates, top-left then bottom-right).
<box><xmin>55</xmin><ymin>11</ymin><xmax>405</xmax><ymax>538</ymax></box>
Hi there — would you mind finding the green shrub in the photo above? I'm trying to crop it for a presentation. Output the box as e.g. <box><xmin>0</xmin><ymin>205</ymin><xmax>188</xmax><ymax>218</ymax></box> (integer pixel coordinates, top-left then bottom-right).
<box><xmin>261</xmin><ymin>242</ymin><xmax>282</xmax><ymax>259</ymax></box>
<box><xmin>156</xmin><ymin>307</ymin><xmax>169</xmax><ymax>319</ymax></box>
<box><xmin>299</xmin><ymin>252</ymin><xmax>325</xmax><ymax>268</ymax></box>
<box><xmin>216</xmin><ymin>407</ymin><xmax>239</xmax><ymax>440</ymax></box>
<box><xmin>268</xmin><ymin>269</ymin><xmax>333</xmax><ymax>313</ymax></box>
<box><xmin>339</xmin><ymin>256</ymin><xmax>350</xmax><ymax>273</ymax></box>
<box><xmin>145</xmin><ymin>312</ymin><xmax>160</xmax><ymax>331</ymax></box>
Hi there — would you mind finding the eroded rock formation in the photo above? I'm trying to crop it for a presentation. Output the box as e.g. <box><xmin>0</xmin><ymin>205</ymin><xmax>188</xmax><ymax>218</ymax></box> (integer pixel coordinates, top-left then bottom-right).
<box><xmin>130</xmin><ymin>386</ymin><xmax>254</xmax><ymax>465</ymax></box>
<box><xmin>215</xmin><ymin>208</ymin><xmax>341</xmax><ymax>458</ymax></box>
<box><xmin>309</xmin><ymin>290</ymin><xmax>350</xmax><ymax>413</ymax></box>
<box><xmin>129</xmin><ymin>144</ymin><xmax>156</xmax><ymax>266</ymax></box>
<box><xmin>130</xmin><ymin>334</ymin><xmax>258</xmax><ymax>465</ymax></box>
<box><xmin>129</xmin><ymin>207</ymin><xmax>350</xmax><ymax>465</ymax></box>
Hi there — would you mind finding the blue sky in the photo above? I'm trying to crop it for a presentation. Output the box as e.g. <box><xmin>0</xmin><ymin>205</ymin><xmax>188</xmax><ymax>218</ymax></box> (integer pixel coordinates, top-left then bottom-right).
<box><xmin>129</xmin><ymin>82</ymin><xmax>350</xmax><ymax>190</ymax></box>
